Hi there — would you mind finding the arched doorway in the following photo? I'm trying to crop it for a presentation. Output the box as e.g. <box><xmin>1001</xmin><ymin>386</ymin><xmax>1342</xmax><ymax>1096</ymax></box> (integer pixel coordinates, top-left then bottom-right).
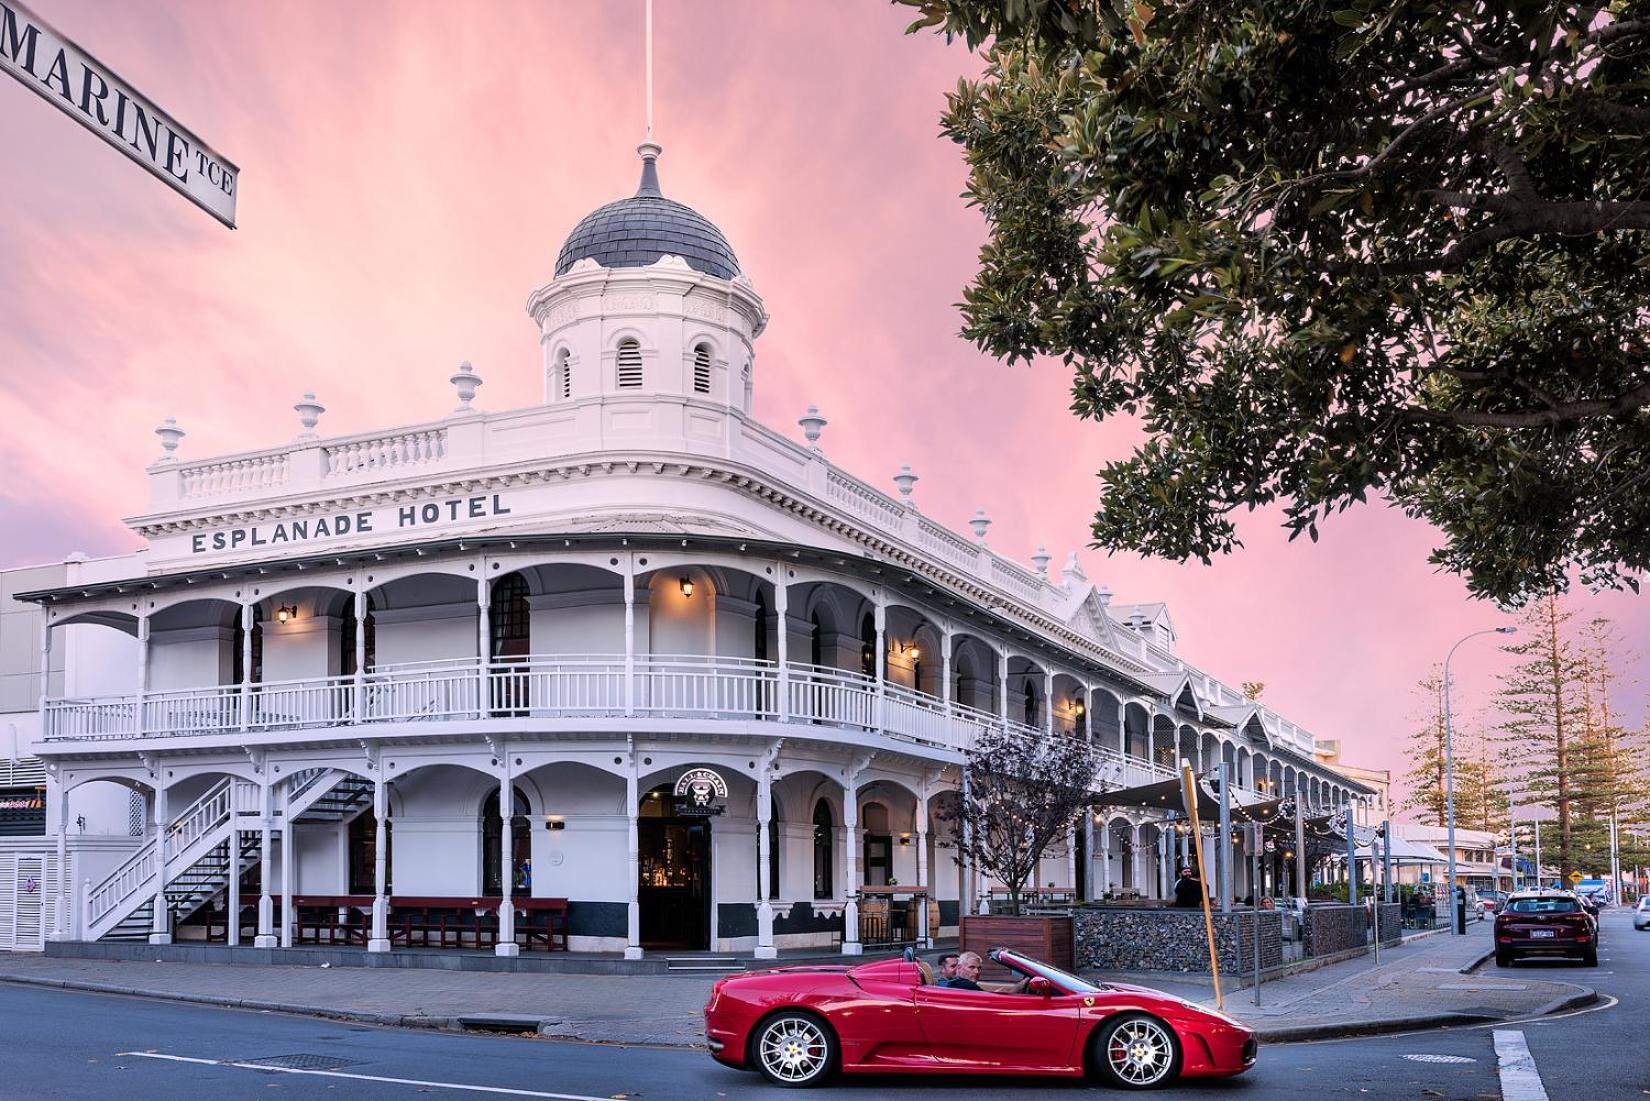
<box><xmin>348</xmin><ymin>805</ymin><xmax>391</xmax><ymax>895</ymax></box>
<box><xmin>481</xmin><ymin>786</ymin><xmax>532</xmax><ymax>895</ymax></box>
<box><xmin>638</xmin><ymin>783</ymin><xmax>712</xmax><ymax>949</ymax></box>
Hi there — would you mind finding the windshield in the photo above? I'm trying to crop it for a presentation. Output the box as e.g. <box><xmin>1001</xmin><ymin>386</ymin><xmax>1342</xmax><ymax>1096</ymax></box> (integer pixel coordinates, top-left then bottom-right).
<box><xmin>994</xmin><ymin>951</ymin><xmax>1104</xmax><ymax>994</ymax></box>
<box><xmin>1507</xmin><ymin>898</ymin><xmax>1578</xmax><ymax>914</ymax></box>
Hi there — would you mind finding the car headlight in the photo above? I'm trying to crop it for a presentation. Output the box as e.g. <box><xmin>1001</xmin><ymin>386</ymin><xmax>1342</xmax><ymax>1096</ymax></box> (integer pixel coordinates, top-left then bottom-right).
<box><xmin>1180</xmin><ymin>999</ymin><xmax>1246</xmax><ymax>1030</ymax></box>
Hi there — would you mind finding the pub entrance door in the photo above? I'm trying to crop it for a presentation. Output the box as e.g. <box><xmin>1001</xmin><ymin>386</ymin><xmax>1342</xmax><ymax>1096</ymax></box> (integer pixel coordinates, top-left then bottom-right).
<box><xmin>639</xmin><ymin>787</ymin><xmax>712</xmax><ymax>950</ymax></box>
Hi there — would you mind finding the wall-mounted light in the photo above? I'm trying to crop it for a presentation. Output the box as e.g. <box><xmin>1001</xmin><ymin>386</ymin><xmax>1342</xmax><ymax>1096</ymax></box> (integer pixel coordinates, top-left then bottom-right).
<box><xmin>899</xmin><ymin>834</ymin><xmax>911</xmax><ymax>846</ymax></box>
<box><xmin>1073</xmin><ymin>699</ymin><xmax>1086</xmax><ymax>718</ymax></box>
<box><xmin>275</xmin><ymin>604</ymin><xmax>297</xmax><ymax>624</ymax></box>
<box><xmin>546</xmin><ymin>818</ymin><xmax>566</xmax><ymax>831</ymax></box>
<box><xmin>678</xmin><ymin>576</ymin><xmax>695</xmax><ymax>598</ymax></box>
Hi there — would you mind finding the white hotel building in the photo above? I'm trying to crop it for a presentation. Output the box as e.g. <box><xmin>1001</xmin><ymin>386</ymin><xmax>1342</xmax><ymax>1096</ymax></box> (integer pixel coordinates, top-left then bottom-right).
<box><xmin>0</xmin><ymin>143</ymin><xmax>1364</xmax><ymax>959</ymax></box>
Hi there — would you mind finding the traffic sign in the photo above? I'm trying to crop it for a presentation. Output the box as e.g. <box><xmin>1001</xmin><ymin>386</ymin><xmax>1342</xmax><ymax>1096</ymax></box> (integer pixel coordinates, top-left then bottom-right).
<box><xmin>1568</xmin><ymin>871</ymin><xmax>1583</xmax><ymax>884</ymax></box>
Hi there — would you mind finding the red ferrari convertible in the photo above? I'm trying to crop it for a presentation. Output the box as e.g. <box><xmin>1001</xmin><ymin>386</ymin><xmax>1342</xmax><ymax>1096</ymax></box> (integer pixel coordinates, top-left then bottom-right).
<box><xmin>703</xmin><ymin>947</ymin><xmax>1257</xmax><ymax>1089</ymax></box>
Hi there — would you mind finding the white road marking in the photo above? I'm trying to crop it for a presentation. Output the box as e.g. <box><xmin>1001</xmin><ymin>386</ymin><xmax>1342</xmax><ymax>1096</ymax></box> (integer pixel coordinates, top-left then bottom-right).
<box><xmin>1493</xmin><ymin>1030</ymin><xmax>1550</xmax><ymax>1101</ymax></box>
<box><xmin>116</xmin><ymin>1051</ymin><xmax>612</xmax><ymax>1100</ymax></box>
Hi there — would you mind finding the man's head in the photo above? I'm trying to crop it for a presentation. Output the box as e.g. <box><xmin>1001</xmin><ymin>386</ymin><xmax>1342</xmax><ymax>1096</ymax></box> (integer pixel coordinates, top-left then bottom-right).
<box><xmin>1180</xmin><ymin>865</ymin><xmax>1198</xmax><ymax>879</ymax></box>
<box><xmin>956</xmin><ymin>951</ymin><xmax>984</xmax><ymax>983</ymax></box>
<box><xmin>936</xmin><ymin>953</ymin><xmax>960</xmax><ymax>981</ymax></box>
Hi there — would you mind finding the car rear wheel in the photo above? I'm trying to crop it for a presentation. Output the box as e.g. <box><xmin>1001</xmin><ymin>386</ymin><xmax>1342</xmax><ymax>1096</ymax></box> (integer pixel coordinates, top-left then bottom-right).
<box><xmin>1583</xmin><ymin>947</ymin><xmax>1598</xmax><ymax>967</ymax></box>
<box><xmin>1093</xmin><ymin>1012</ymin><xmax>1182</xmax><ymax>1090</ymax></box>
<box><xmin>1495</xmin><ymin>949</ymin><xmax>1513</xmax><ymax>967</ymax></box>
<box><xmin>751</xmin><ymin>1011</ymin><xmax>835</xmax><ymax>1088</ymax></box>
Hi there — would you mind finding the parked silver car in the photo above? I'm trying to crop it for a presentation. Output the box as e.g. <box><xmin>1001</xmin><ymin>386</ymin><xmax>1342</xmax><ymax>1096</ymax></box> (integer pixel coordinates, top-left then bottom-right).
<box><xmin>1635</xmin><ymin>898</ymin><xmax>1650</xmax><ymax>931</ymax></box>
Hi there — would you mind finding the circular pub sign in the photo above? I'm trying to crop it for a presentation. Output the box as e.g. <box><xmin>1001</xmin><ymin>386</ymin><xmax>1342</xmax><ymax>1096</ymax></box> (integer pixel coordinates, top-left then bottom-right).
<box><xmin>673</xmin><ymin>768</ymin><xmax>728</xmax><ymax>817</ymax></box>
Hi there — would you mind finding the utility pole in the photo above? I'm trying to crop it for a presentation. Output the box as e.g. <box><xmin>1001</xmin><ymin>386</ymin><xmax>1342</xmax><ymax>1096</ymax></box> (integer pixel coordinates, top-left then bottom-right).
<box><xmin>1443</xmin><ymin>625</ymin><xmax>1517</xmax><ymax>932</ymax></box>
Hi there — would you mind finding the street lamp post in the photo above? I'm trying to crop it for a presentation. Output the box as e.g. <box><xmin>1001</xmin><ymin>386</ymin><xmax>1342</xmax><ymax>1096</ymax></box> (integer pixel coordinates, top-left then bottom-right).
<box><xmin>1444</xmin><ymin>624</ymin><xmax>1517</xmax><ymax>934</ymax></box>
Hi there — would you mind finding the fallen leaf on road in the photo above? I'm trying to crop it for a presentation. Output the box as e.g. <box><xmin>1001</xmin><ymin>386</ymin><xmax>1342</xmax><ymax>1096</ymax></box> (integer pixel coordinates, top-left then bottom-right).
<box><xmin>1419</xmin><ymin>1092</ymin><xmax>1443</xmax><ymax>1098</ymax></box>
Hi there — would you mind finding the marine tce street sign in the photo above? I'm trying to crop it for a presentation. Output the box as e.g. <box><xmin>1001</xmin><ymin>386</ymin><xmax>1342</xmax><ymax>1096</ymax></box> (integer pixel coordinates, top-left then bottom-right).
<box><xmin>1</xmin><ymin>0</ymin><xmax>237</xmax><ymax>227</ymax></box>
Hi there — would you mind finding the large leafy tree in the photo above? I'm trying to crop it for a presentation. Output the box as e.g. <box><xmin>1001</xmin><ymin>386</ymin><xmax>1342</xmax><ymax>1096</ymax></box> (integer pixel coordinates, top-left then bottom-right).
<box><xmin>901</xmin><ymin>1</ymin><xmax>1650</xmax><ymax>604</ymax></box>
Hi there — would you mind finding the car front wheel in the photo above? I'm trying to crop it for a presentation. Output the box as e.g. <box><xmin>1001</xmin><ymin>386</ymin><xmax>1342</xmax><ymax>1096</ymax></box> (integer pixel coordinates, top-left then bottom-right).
<box><xmin>751</xmin><ymin>1011</ymin><xmax>835</xmax><ymax>1088</ymax></box>
<box><xmin>1093</xmin><ymin>1012</ymin><xmax>1182</xmax><ymax>1090</ymax></box>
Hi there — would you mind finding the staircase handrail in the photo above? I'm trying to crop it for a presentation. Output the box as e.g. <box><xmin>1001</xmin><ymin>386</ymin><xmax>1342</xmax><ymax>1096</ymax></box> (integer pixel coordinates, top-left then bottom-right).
<box><xmin>85</xmin><ymin>778</ymin><xmax>232</xmax><ymax>930</ymax></box>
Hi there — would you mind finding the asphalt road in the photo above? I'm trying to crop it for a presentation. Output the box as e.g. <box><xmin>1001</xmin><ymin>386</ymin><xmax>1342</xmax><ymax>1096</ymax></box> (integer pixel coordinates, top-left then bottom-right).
<box><xmin>0</xmin><ymin>912</ymin><xmax>1641</xmax><ymax>1100</ymax></box>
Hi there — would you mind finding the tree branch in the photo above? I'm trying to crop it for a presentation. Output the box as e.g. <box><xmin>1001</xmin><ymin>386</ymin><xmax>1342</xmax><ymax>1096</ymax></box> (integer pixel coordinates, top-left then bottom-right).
<box><xmin>1404</xmin><ymin>380</ymin><xmax>1650</xmax><ymax>429</ymax></box>
<box><xmin>1357</xmin><ymin>199</ymin><xmax>1650</xmax><ymax>276</ymax></box>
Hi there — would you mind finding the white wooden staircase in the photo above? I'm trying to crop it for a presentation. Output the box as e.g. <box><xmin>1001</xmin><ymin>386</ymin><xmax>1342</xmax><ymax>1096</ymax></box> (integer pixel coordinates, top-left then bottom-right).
<box><xmin>85</xmin><ymin>771</ymin><xmax>374</xmax><ymax>943</ymax></box>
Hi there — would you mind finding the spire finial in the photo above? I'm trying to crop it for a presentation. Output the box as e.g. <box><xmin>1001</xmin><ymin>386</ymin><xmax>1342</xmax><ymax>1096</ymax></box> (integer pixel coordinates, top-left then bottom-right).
<box><xmin>636</xmin><ymin>141</ymin><xmax>663</xmax><ymax>198</ymax></box>
<box><xmin>646</xmin><ymin>0</ymin><xmax>654</xmax><ymax>138</ymax></box>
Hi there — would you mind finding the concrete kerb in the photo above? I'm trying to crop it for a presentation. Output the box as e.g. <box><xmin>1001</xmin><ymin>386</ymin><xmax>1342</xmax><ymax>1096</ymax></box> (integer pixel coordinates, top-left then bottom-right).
<box><xmin>1253</xmin><ymin>1011</ymin><xmax>1502</xmax><ymax>1044</ymax></box>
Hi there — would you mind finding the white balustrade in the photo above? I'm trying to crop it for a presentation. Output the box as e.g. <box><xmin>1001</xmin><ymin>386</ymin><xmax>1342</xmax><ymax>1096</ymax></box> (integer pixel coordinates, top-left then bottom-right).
<box><xmin>250</xmin><ymin>674</ymin><xmax>355</xmax><ymax>730</ymax></box>
<box><xmin>633</xmin><ymin>655</ymin><xmax>777</xmax><ymax>719</ymax></box>
<box><xmin>43</xmin><ymin>656</ymin><xmax>1193</xmax><ymax>796</ymax></box>
<box><xmin>163</xmin><ymin>780</ymin><xmax>232</xmax><ymax>861</ymax></box>
<box><xmin>43</xmin><ymin>696</ymin><xmax>137</xmax><ymax>740</ymax></box>
<box><xmin>485</xmin><ymin>655</ymin><xmax>624</xmax><ymax>717</ymax></box>
<box><xmin>325</xmin><ymin>428</ymin><xmax>447</xmax><ymax>476</ymax></box>
<box><xmin>85</xmin><ymin>778</ymin><xmax>236</xmax><ymax>935</ymax></box>
<box><xmin>178</xmin><ymin>452</ymin><xmax>290</xmax><ymax>499</ymax></box>
<box><xmin>142</xmin><ymin>684</ymin><xmax>240</xmax><ymax>736</ymax></box>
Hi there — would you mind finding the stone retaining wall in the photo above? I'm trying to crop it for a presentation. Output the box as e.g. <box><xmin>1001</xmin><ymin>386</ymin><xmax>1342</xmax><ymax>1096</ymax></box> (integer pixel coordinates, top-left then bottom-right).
<box><xmin>1073</xmin><ymin>907</ymin><xmax>1283</xmax><ymax>973</ymax></box>
<box><xmin>1303</xmin><ymin>903</ymin><xmax>1368</xmax><ymax>957</ymax></box>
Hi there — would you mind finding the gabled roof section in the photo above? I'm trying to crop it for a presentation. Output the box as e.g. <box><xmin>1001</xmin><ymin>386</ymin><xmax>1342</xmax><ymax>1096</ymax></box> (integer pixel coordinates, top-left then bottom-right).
<box><xmin>1059</xmin><ymin>585</ymin><xmax>1121</xmax><ymax>650</ymax></box>
<box><xmin>1112</xmin><ymin>601</ymin><xmax>1177</xmax><ymax>652</ymax></box>
<box><xmin>1208</xmin><ymin>703</ymin><xmax>1273</xmax><ymax>747</ymax></box>
<box><xmin>1138</xmin><ymin>671</ymin><xmax>1203</xmax><ymax>719</ymax></box>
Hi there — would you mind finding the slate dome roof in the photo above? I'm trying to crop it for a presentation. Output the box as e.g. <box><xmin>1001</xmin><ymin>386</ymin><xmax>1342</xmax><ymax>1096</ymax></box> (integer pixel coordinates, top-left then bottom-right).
<box><xmin>554</xmin><ymin>145</ymin><xmax>739</xmax><ymax>281</ymax></box>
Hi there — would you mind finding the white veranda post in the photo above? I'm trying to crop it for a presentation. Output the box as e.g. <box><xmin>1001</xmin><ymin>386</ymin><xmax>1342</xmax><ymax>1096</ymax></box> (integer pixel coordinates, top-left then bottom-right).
<box><xmin>496</xmin><ymin>761</ymin><xmax>519</xmax><ymax>957</ymax></box>
<box><xmin>842</xmin><ymin>784</ymin><xmax>861</xmax><ymax>955</ymax></box>
<box><xmin>369</xmin><ymin>773</ymin><xmax>391</xmax><ymax>952</ymax></box>
<box><xmin>916</xmin><ymin>788</ymin><xmax>931</xmax><ymax>948</ymax></box>
<box><xmin>149</xmin><ymin>782</ymin><xmax>170</xmax><ymax>945</ymax></box>
<box><xmin>254</xmin><ymin>781</ymin><xmax>276</xmax><ymax>948</ymax></box>
<box><xmin>625</xmin><ymin>760</ymin><xmax>642</xmax><ymax>961</ymax></box>
<box><xmin>756</xmin><ymin>767</ymin><xmax>776</xmax><ymax>959</ymax></box>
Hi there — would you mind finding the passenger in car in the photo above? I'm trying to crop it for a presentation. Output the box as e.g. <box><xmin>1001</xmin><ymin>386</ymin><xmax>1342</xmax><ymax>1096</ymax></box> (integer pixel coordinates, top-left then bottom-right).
<box><xmin>934</xmin><ymin>952</ymin><xmax>961</xmax><ymax>986</ymax></box>
<box><xmin>946</xmin><ymin>951</ymin><xmax>986</xmax><ymax>991</ymax></box>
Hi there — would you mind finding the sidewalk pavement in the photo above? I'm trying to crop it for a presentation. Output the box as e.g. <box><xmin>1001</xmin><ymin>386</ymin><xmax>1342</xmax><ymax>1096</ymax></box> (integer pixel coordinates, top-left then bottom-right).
<box><xmin>0</xmin><ymin>924</ymin><xmax>1594</xmax><ymax>1048</ymax></box>
<box><xmin>1087</xmin><ymin>924</ymin><xmax>1596</xmax><ymax>1041</ymax></box>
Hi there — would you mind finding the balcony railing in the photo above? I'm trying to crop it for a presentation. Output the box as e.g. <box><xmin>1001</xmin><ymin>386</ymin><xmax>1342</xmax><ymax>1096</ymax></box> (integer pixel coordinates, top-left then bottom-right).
<box><xmin>40</xmin><ymin>655</ymin><xmax>1166</xmax><ymax>771</ymax></box>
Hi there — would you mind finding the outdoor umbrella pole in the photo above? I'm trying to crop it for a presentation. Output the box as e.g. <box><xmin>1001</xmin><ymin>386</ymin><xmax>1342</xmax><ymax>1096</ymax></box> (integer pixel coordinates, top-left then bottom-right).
<box><xmin>1181</xmin><ymin>763</ymin><xmax>1223</xmax><ymax>1010</ymax></box>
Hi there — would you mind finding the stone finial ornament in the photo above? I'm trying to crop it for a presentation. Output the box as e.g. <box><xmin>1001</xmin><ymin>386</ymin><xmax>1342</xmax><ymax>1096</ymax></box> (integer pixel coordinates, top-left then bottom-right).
<box><xmin>153</xmin><ymin>416</ymin><xmax>185</xmax><ymax>461</ymax></box>
<box><xmin>1096</xmin><ymin>583</ymin><xmax>1113</xmax><ymax>606</ymax></box>
<box><xmin>893</xmin><ymin>464</ymin><xmax>919</xmax><ymax>501</ymax></box>
<box><xmin>798</xmin><ymin>405</ymin><xmax>827</xmax><ymax>451</ymax></box>
<box><xmin>1031</xmin><ymin>545</ymin><xmax>1051</xmax><ymax>578</ymax></box>
<box><xmin>450</xmin><ymin>361</ymin><xmax>483</xmax><ymax>415</ymax></box>
<box><xmin>294</xmin><ymin>392</ymin><xmax>326</xmax><ymax>441</ymax></box>
<box><xmin>969</xmin><ymin>508</ymin><xmax>992</xmax><ymax>544</ymax></box>
<box><xmin>1062</xmin><ymin>551</ymin><xmax>1087</xmax><ymax>586</ymax></box>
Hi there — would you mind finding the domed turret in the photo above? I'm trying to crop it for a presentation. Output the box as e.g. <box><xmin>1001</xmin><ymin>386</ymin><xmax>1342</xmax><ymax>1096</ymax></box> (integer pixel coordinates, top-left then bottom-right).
<box><xmin>526</xmin><ymin>144</ymin><xmax>766</xmax><ymax>419</ymax></box>
<box><xmin>554</xmin><ymin>142</ymin><xmax>739</xmax><ymax>280</ymax></box>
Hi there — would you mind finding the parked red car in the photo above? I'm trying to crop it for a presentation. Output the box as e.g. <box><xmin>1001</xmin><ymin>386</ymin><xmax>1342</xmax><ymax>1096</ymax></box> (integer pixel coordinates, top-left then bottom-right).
<box><xmin>1495</xmin><ymin>890</ymin><xmax>1598</xmax><ymax>967</ymax></box>
<box><xmin>703</xmin><ymin>947</ymin><xmax>1257</xmax><ymax>1088</ymax></box>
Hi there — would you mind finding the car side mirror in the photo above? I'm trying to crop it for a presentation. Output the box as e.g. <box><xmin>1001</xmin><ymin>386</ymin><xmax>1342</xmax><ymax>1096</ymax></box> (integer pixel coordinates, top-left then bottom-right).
<box><xmin>1025</xmin><ymin>976</ymin><xmax>1055</xmax><ymax>997</ymax></box>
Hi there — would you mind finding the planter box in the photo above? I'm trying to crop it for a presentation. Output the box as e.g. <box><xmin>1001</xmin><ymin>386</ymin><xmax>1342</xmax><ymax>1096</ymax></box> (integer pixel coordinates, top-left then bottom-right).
<box><xmin>960</xmin><ymin>914</ymin><xmax>1072</xmax><ymax>979</ymax></box>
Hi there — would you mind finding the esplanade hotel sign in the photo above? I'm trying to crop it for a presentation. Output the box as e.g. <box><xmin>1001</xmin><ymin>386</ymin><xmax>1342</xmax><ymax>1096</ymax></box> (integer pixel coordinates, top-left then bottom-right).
<box><xmin>7</xmin><ymin>140</ymin><xmax>1366</xmax><ymax>960</ymax></box>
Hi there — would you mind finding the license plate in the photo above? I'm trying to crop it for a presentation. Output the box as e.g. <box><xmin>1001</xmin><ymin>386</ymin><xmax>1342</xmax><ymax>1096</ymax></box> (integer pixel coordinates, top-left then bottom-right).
<box><xmin>1530</xmin><ymin>929</ymin><xmax>1555</xmax><ymax>938</ymax></box>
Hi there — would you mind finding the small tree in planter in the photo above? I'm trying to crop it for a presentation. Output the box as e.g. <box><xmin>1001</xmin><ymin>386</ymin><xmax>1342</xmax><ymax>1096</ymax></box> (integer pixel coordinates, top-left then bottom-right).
<box><xmin>942</xmin><ymin>723</ymin><xmax>1101</xmax><ymax>915</ymax></box>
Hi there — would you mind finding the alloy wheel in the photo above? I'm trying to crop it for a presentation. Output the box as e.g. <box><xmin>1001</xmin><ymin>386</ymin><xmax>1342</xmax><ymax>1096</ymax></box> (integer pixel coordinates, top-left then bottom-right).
<box><xmin>1106</xmin><ymin>1016</ymin><xmax>1176</xmax><ymax>1087</ymax></box>
<box><xmin>757</xmin><ymin>1015</ymin><xmax>831</xmax><ymax>1085</ymax></box>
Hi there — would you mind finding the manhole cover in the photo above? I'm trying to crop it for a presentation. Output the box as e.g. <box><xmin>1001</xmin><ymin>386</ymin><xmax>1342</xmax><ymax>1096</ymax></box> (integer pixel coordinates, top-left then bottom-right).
<box><xmin>1401</xmin><ymin>1054</ymin><xmax>1477</xmax><ymax>1064</ymax></box>
<box><xmin>241</xmin><ymin>1054</ymin><xmax>357</xmax><ymax>1071</ymax></box>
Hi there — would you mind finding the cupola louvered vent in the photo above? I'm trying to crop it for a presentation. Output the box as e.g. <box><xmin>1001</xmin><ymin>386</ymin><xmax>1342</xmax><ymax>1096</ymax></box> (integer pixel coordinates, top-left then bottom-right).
<box><xmin>692</xmin><ymin>345</ymin><xmax>712</xmax><ymax>394</ymax></box>
<box><xmin>555</xmin><ymin>348</ymin><xmax>572</xmax><ymax>400</ymax></box>
<box><xmin>617</xmin><ymin>339</ymin><xmax>643</xmax><ymax>389</ymax></box>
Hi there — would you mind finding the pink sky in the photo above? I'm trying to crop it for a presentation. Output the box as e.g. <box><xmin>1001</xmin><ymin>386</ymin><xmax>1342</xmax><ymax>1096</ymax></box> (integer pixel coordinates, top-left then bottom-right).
<box><xmin>2</xmin><ymin>0</ymin><xmax>1644</xmax><ymax>812</ymax></box>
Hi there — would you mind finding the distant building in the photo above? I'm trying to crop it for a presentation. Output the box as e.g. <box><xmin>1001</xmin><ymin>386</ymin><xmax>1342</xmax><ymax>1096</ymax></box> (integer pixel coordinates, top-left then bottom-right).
<box><xmin>1315</xmin><ymin>740</ymin><xmax>1392</xmax><ymax>821</ymax></box>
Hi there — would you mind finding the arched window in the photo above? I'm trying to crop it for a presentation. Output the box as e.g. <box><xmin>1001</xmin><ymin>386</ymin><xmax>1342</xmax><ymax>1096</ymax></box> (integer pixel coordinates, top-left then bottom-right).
<box><xmin>757</xmin><ymin>797</ymin><xmax>779</xmax><ymax>900</ymax></box>
<box><xmin>617</xmin><ymin>338</ymin><xmax>643</xmax><ymax>388</ymax></box>
<box><xmin>753</xmin><ymin>590</ymin><xmax>769</xmax><ymax>662</ymax></box>
<box><xmin>812</xmin><ymin>799</ymin><xmax>834</xmax><ymax>900</ymax></box>
<box><xmin>692</xmin><ymin>343</ymin><xmax>712</xmax><ymax>394</ymax></box>
<box><xmin>339</xmin><ymin>595</ymin><xmax>376</xmax><ymax>677</ymax></box>
<box><xmin>810</xmin><ymin>613</ymin><xmax>824</xmax><ymax>667</ymax></box>
<box><xmin>742</xmin><ymin>359</ymin><xmax>752</xmax><ymax>409</ymax></box>
<box><xmin>1023</xmin><ymin>681</ymin><xmax>1039</xmax><ymax>727</ymax></box>
<box><xmin>554</xmin><ymin>347</ymin><xmax>572</xmax><ymax>400</ymax></box>
<box><xmin>859</xmin><ymin>613</ymin><xmax>876</xmax><ymax>678</ymax></box>
<box><xmin>481</xmin><ymin>785</ymin><xmax>532</xmax><ymax>895</ymax></box>
<box><xmin>489</xmin><ymin>574</ymin><xmax>531</xmax><ymax>659</ymax></box>
<box><xmin>348</xmin><ymin>803</ymin><xmax>391</xmax><ymax>894</ymax></box>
